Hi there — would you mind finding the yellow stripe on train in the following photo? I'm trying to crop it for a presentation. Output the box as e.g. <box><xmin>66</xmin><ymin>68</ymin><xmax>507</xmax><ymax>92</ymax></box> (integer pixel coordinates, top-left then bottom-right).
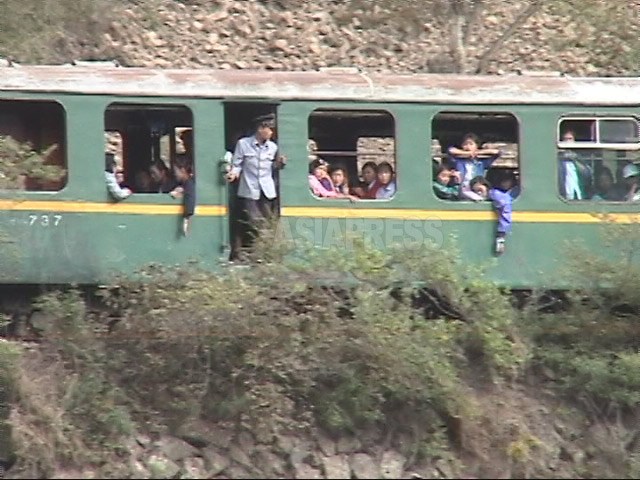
<box><xmin>0</xmin><ymin>200</ymin><xmax>226</xmax><ymax>216</ymax></box>
<box><xmin>281</xmin><ymin>207</ymin><xmax>640</xmax><ymax>224</ymax></box>
<box><xmin>0</xmin><ymin>200</ymin><xmax>639</xmax><ymax>224</ymax></box>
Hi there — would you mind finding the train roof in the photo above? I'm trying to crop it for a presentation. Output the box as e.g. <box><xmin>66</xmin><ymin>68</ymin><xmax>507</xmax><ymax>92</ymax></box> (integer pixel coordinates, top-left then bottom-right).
<box><xmin>0</xmin><ymin>64</ymin><xmax>639</xmax><ymax>106</ymax></box>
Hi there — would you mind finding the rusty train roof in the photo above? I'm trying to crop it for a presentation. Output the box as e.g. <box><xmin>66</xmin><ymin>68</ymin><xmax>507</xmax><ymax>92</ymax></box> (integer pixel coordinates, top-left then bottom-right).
<box><xmin>0</xmin><ymin>65</ymin><xmax>639</xmax><ymax>106</ymax></box>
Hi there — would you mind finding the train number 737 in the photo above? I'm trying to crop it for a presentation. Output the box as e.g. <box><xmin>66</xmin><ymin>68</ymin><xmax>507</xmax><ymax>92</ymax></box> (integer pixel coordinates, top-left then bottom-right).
<box><xmin>28</xmin><ymin>214</ymin><xmax>62</xmax><ymax>227</ymax></box>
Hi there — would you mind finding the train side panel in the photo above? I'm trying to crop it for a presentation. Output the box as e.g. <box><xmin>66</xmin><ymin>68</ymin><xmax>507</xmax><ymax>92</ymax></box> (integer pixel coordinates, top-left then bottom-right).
<box><xmin>0</xmin><ymin>93</ymin><xmax>228</xmax><ymax>284</ymax></box>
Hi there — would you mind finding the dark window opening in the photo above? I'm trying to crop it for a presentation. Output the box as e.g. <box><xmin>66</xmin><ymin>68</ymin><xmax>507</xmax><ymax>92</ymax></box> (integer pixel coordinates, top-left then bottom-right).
<box><xmin>308</xmin><ymin>109</ymin><xmax>396</xmax><ymax>200</ymax></box>
<box><xmin>432</xmin><ymin>112</ymin><xmax>520</xmax><ymax>201</ymax></box>
<box><xmin>0</xmin><ymin>100</ymin><xmax>67</xmax><ymax>191</ymax></box>
<box><xmin>104</xmin><ymin>103</ymin><xmax>193</xmax><ymax>194</ymax></box>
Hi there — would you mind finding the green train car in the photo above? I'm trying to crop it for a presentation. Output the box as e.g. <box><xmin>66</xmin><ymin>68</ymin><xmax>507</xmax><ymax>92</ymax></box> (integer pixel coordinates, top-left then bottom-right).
<box><xmin>0</xmin><ymin>64</ymin><xmax>639</xmax><ymax>288</ymax></box>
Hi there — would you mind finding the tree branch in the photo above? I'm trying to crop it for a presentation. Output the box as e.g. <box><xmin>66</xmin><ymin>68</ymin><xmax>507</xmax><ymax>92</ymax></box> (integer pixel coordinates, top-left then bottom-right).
<box><xmin>462</xmin><ymin>0</ymin><xmax>485</xmax><ymax>44</ymax></box>
<box><xmin>475</xmin><ymin>0</ymin><xmax>544</xmax><ymax>74</ymax></box>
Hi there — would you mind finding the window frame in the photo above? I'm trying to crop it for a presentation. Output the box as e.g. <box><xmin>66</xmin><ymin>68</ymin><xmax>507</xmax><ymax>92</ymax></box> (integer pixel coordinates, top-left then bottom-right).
<box><xmin>557</xmin><ymin>115</ymin><xmax>640</xmax><ymax>151</ymax></box>
<box><xmin>307</xmin><ymin>108</ymin><xmax>398</xmax><ymax>202</ymax></box>
<box><xmin>104</xmin><ymin>102</ymin><xmax>194</xmax><ymax>196</ymax></box>
<box><xmin>430</xmin><ymin>110</ymin><xmax>522</xmax><ymax>203</ymax></box>
<box><xmin>0</xmin><ymin>99</ymin><xmax>68</xmax><ymax>193</ymax></box>
<box><xmin>556</xmin><ymin>114</ymin><xmax>640</xmax><ymax>204</ymax></box>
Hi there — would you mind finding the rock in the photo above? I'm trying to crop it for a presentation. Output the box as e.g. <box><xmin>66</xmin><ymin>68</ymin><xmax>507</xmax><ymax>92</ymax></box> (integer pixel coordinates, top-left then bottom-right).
<box><xmin>435</xmin><ymin>458</ymin><xmax>455</xmax><ymax>479</ymax></box>
<box><xmin>254</xmin><ymin>447</ymin><xmax>287</xmax><ymax>477</ymax></box>
<box><xmin>174</xmin><ymin>419</ymin><xmax>213</xmax><ymax>448</ymax></box>
<box><xmin>317</xmin><ymin>433</ymin><xmax>336</xmax><ymax>457</ymax></box>
<box><xmin>145</xmin><ymin>454</ymin><xmax>180</xmax><ymax>480</ymax></box>
<box><xmin>123</xmin><ymin>436</ymin><xmax>144</xmax><ymax>458</ymax></box>
<box><xmin>294</xmin><ymin>463</ymin><xmax>324</xmax><ymax>479</ymax></box>
<box><xmin>321</xmin><ymin>454</ymin><xmax>351</xmax><ymax>479</ymax></box>
<box><xmin>486</xmin><ymin>15</ymin><xmax>499</xmax><ymax>26</ymax></box>
<box><xmin>380</xmin><ymin>450</ymin><xmax>406</xmax><ymax>479</ymax></box>
<box><xmin>336</xmin><ymin>436</ymin><xmax>362</xmax><ymax>454</ymax></box>
<box><xmin>272</xmin><ymin>39</ymin><xmax>289</xmax><ymax>52</ymax></box>
<box><xmin>201</xmin><ymin>446</ymin><xmax>231</xmax><ymax>476</ymax></box>
<box><xmin>155</xmin><ymin>436</ymin><xmax>198</xmax><ymax>463</ymax></box>
<box><xmin>252</xmin><ymin>422</ymin><xmax>275</xmax><ymax>445</ymax></box>
<box><xmin>229</xmin><ymin>444</ymin><xmax>253</xmax><ymax>468</ymax></box>
<box><xmin>309</xmin><ymin>43</ymin><xmax>322</xmax><ymax>55</ymax></box>
<box><xmin>290</xmin><ymin>443</ymin><xmax>312</xmax><ymax>469</ymax></box>
<box><xmin>553</xmin><ymin>420</ymin><xmax>567</xmax><ymax>437</ymax></box>
<box><xmin>541</xmin><ymin>366</ymin><xmax>557</xmax><ymax>380</ymax></box>
<box><xmin>181</xmin><ymin>457</ymin><xmax>207</xmax><ymax>479</ymax></box>
<box><xmin>350</xmin><ymin>453</ymin><xmax>380</xmax><ymax>479</ymax></box>
<box><xmin>129</xmin><ymin>460</ymin><xmax>150</xmax><ymax>479</ymax></box>
<box><xmin>208</xmin><ymin>425</ymin><xmax>235</xmax><ymax>450</ymax></box>
<box><xmin>209</xmin><ymin>10</ymin><xmax>229</xmax><ymax>22</ymax></box>
<box><xmin>51</xmin><ymin>469</ymin><xmax>90</xmax><ymax>479</ymax></box>
<box><xmin>144</xmin><ymin>31</ymin><xmax>165</xmax><ymax>48</ymax></box>
<box><xmin>281</xmin><ymin>11</ymin><xmax>295</xmax><ymax>27</ymax></box>
<box><xmin>226</xmin><ymin>465</ymin><xmax>255</xmax><ymax>479</ymax></box>
<box><xmin>237</xmin><ymin>431</ymin><xmax>256</xmax><ymax>459</ymax></box>
<box><xmin>29</xmin><ymin>311</ymin><xmax>55</xmax><ymax>334</ymax></box>
<box><xmin>276</xmin><ymin>434</ymin><xmax>298</xmax><ymax>455</ymax></box>
<box><xmin>559</xmin><ymin>443</ymin><xmax>585</xmax><ymax>464</ymax></box>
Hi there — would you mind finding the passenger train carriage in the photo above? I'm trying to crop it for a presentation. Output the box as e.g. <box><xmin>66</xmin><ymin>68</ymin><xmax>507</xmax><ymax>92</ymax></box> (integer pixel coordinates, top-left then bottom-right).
<box><xmin>0</xmin><ymin>63</ymin><xmax>639</xmax><ymax>288</ymax></box>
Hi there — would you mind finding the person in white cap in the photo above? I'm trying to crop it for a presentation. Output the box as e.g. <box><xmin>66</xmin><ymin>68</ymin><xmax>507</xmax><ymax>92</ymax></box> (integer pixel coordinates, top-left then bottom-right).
<box><xmin>621</xmin><ymin>163</ymin><xmax>640</xmax><ymax>201</ymax></box>
<box><xmin>226</xmin><ymin>113</ymin><xmax>286</xmax><ymax>257</ymax></box>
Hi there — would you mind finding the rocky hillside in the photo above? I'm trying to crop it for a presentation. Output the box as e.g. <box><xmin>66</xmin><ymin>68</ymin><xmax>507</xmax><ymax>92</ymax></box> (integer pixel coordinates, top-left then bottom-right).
<box><xmin>99</xmin><ymin>0</ymin><xmax>638</xmax><ymax>75</ymax></box>
<box><xmin>6</xmin><ymin>0</ymin><xmax>637</xmax><ymax>76</ymax></box>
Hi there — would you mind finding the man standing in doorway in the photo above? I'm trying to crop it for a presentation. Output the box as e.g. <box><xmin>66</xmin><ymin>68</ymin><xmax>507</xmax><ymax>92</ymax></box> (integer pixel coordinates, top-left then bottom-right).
<box><xmin>226</xmin><ymin>113</ymin><xmax>283</xmax><ymax>254</ymax></box>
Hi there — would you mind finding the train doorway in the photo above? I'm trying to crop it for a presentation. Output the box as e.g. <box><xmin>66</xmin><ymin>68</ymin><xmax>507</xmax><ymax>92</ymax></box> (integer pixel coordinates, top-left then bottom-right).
<box><xmin>223</xmin><ymin>102</ymin><xmax>281</xmax><ymax>261</ymax></box>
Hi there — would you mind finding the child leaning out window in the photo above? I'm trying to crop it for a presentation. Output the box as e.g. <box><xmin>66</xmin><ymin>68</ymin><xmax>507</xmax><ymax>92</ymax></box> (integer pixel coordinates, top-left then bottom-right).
<box><xmin>470</xmin><ymin>175</ymin><xmax>513</xmax><ymax>255</ymax></box>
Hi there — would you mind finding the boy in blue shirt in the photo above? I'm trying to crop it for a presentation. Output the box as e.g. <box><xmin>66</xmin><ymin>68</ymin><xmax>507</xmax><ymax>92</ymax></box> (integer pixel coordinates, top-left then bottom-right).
<box><xmin>448</xmin><ymin>133</ymin><xmax>501</xmax><ymax>201</ymax></box>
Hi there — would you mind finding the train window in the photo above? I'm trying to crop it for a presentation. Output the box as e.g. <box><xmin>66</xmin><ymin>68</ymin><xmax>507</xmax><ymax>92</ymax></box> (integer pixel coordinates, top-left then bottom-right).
<box><xmin>307</xmin><ymin>109</ymin><xmax>396</xmax><ymax>200</ymax></box>
<box><xmin>558</xmin><ymin>116</ymin><xmax>640</xmax><ymax>202</ymax></box>
<box><xmin>0</xmin><ymin>100</ymin><xmax>67</xmax><ymax>191</ymax></box>
<box><xmin>104</xmin><ymin>103</ymin><xmax>193</xmax><ymax>194</ymax></box>
<box><xmin>558</xmin><ymin>117</ymin><xmax>640</xmax><ymax>148</ymax></box>
<box><xmin>431</xmin><ymin>112</ymin><xmax>520</xmax><ymax>202</ymax></box>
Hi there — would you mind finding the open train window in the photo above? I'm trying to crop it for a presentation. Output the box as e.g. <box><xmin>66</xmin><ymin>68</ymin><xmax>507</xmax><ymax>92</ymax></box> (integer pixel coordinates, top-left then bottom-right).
<box><xmin>307</xmin><ymin>109</ymin><xmax>396</xmax><ymax>200</ymax></box>
<box><xmin>558</xmin><ymin>115</ymin><xmax>640</xmax><ymax>202</ymax></box>
<box><xmin>558</xmin><ymin>117</ymin><xmax>640</xmax><ymax>148</ymax></box>
<box><xmin>0</xmin><ymin>100</ymin><xmax>67</xmax><ymax>191</ymax></box>
<box><xmin>104</xmin><ymin>103</ymin><xmax>193</xmax><ymax>194</ymax></box>
<box><xmin>431</xmin><ymin>112</ymin><xmax>520</xmax><ymax>202</ymax></box>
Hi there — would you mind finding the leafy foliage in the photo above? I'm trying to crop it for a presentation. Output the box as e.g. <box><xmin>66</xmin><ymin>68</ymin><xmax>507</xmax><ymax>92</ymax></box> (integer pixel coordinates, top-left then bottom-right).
<box><xmin>0</xmin><ymin>136</ymin><xmax>66</xmax><ymax>190</ymax></box>
<box><xmin>523</xmin><ymin>223</ymin><xmax>640</xmax><ymax>413</ymax></box>
<box><xmin>0</xmin><ymin>233</ymin><xmax>527</xmax><ymax>476</ymax></box>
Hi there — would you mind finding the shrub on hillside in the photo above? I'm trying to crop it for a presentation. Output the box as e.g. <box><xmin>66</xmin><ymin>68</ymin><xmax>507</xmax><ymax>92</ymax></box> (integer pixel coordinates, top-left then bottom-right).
<box><xmin>523</xmin><ymin>222</ymin><xmax>640</xmax><ymax>413</ymax></box>
<box><xmin>5</xmin><ymin>233</ymin><xmax>528</xmax><ymax>476</ymax></box>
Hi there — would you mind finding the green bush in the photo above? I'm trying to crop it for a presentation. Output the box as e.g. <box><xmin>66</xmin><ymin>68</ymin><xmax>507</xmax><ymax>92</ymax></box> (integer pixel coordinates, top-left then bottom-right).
<box><xmin>96</xmin><ymin>236</ymin><xmax>525</xmax><ymax>446</ymax></box>
<box><xmin>0</xmin><ymin>136</ymin><xmax>66</xmax><ymax>190</ymax></box>
<box><xmin>524</xmin><ymin>223</ymin><xmax>640</xmax><ymax>412</ymax></box>
<box><xmin>4</xmin><ymin>232</ymin><xmax>528</xmax><ymax>475</ymax></box>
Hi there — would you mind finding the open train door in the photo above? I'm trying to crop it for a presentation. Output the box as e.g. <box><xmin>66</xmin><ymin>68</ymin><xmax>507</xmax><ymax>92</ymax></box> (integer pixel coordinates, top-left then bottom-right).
<box><xmin>222</xmin><ymin>102</ymin><xmax>281</xmax><ymax>261</ymax></box>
